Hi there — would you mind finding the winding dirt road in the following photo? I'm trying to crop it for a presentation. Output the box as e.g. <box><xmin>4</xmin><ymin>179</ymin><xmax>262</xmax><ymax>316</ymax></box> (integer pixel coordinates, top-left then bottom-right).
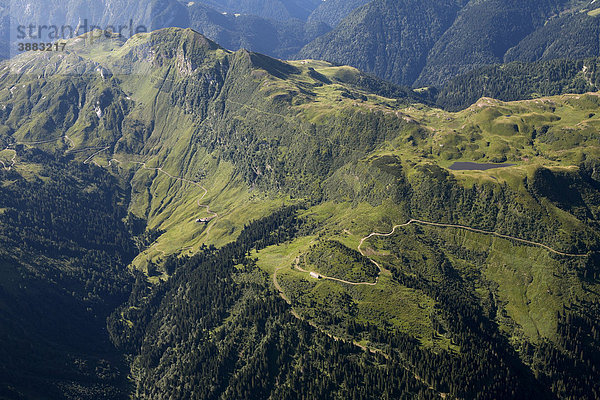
<box><xmin>271</xmin><ymin>215</ymin><xmax>590</xmax><ymax>395</ymax></box>
<box><xmin>272</xmin><ymin>253</ymin><xmax>444</xmax><ymax>395</ymax></box>
<box><xmin>360</xmin><ymin>219</ymin><xmax>589</xmax><ymax>259</ymax></box>
<box><xmin>272</xmin><ymin>263</ymin><xmax>376</xmax><ymax>352</ymax></box>
<box><xmin>273</xmin><ymin>265</ymin><xmax>303</xmax><ymax>320</ymax></box>
<box><xmin>1</xmin><ymin>135</ymin><xmax>80</xmax><ymax>171</ymax></box>
<box><xmin>1</xmin><ymin>135</ymin><xmax>72</xmax><ymax>170</ymax></box>
<box><xmin>109</xmin><ymin>158</ymin><xmax>218</xmax><ymax>257</ymax></box>
<box><xmin>2</xmin><ymin>137</ymin><xmax>218</xmax><ymax>258</ymax></box>
<box><xmin>286</xmin><ymin>217</ymin><xmax>589</xmax><ymax>289</ymax></box>
<box><xmin>352</xmin><ymin>218</ymin><xmax>589</xmax><ymax>286</ymax></box>
<box><xmin>0</xmin><ymin>146</ymin><xmax>17</xmax><ymax>170</ymax></box>
<box><xmin>294</xmin><ymin>256</ymin><xmax>378</xmax><ymax>286</ymax></box>
<box><xmin>83</xmin><ymin>146</ymin><xmax>110</xmax><ymax>164</ymax></box>
<box><xmin>109</xmin><ymin>158</ymin><xmax>217</xmax><ymax>221</ymax></box>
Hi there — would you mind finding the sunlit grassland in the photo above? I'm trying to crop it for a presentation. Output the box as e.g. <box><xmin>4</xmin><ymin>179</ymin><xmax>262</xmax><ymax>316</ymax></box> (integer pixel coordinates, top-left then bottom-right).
<box><xmin>589</xmin><ymin>7</ymin><xmax>600</xmax><ymax>16</ymax></box>
<box><xmin>367</xmin><ymin>222</ymin><xmax>598</xmax><ymax>346</ymax></box>
<box><xmin>253</xmin><ymin>200</ymin><xmax>458</xmax><ymax>350</ymax></box>
<box><xmin>394</xmin><ymin>93</ymin><xmax>600</xmax><ymax>170</ymax></box>
<box><xmin>254</xmin><ymin>234</ymin><xmax>456</xmax><ymax>352</ymax></box>
<box><xmin>123</xmin><ymin>153</ymin><xmax>296</xmax><ymax>272</ymax></box>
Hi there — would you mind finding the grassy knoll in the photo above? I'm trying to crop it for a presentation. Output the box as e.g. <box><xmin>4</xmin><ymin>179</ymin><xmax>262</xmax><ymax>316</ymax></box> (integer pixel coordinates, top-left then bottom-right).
<box><xmin>303</xmin><ymin>240</ymin><xmax>378</xmax><ymax>283</ymax></box>
<box><xmin>254</xmin><ymin>236</ymin><xmax>455</xmax><ymax>352</ymax></box>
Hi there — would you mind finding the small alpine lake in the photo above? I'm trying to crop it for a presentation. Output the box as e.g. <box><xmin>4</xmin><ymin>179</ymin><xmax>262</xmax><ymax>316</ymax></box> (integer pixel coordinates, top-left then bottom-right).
<box><xmin>448</xmin><ymin>162</ymin><xmax>516</xmax><ymax>171</ymax></box>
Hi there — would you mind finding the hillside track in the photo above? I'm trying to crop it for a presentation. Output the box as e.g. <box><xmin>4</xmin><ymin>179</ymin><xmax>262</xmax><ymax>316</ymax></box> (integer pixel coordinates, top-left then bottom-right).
<box><xmin>109</xmin><ymin>158</ymin><xmax>218</xmax><ymax>221</ymax></box>
<box><xmin>365</xmin><ymin>219</ymin><xmax>590</xmax><ymax>258</ymax></box>
<box><xmin>355</xmin><ymin>218</ymin><xmax>589</xmax><ymax>286</ymax></box>
<box><xmin>290</xmin><ymin>218</ymin><xmax>588</xmax><ymax>288</ymax></box>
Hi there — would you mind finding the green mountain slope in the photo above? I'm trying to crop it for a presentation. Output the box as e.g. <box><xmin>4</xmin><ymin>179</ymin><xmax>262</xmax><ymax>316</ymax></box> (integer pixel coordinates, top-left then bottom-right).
<box><xmin>414</xmin><ymin>0</ymin><xmax>568</xmax><ymax>86</ymax></box>
<box><xmin>298</xmin><ymin>0</ymin><xmax>600</xmax><ymax>87</ymax></box>
<box><xmin>504</xmin><ymin>11</ymin><xmax>600</xmax><ymax>63</ymax></box>
<box><xmin>307</xmin><ymin>0</ymin><xmax>371</xmax><ymax>27</ymax></box>
<box><xmin>0</xmin><ymin>151</ymin><xmax>136</xmax><ymax>398</ymax></box>
<box><xmin>298</xmin><ymin>0</ymin><xmax>463</xmax><ymax>86</ymax></box>
<box><xmin>435</xmin><ymin>57</ymin><xmax>600</xmax><ymax>111</ymax></box>
<box><xmin>0</xmin><ymin>28</ymin><xmax>599</xmax><ymax>398</ymax></box>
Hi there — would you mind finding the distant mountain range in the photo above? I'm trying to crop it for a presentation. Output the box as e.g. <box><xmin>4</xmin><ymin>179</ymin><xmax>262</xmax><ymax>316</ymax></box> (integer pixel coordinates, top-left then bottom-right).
<box><xmin>300</xmin><ymin>0</ymin><xmax>600</xmax><ymax>86</ymax></box>
<box><xmin>3</xmin><ymin>0</ymin><xmax>600</xmax><ymax>87</ymax></box>
<box><xmin>435</xmin><ymin>57</ymin><xmax>600</xmax><ymax>111</ymax></box>
<box><xmin>193</xmin><ymin>0</ymin><xmax>322</xmax><ymax>21</ymax></box>
<box><xmin>299</xmin><ymin>0</ymin><xmax>465</xmax><ymax>87</ymax></box>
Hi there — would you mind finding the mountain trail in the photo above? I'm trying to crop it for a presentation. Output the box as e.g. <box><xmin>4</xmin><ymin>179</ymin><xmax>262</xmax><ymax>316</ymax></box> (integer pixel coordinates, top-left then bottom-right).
<box><xmin>355</xmin><ymin>218</ymin><xmax>589</xmax><ymax>286</ymax></box>
<box><xmin>289</xmin><ymin>218</ymin><xmax>588</xmax><ymax>288</ymax></box>
<box><xmin>272</xmin><ymin>257</ymin><xmax>444</xmax><ymax>395</ymax></box>
<box><xmin>109</xmin><ymin>157</ymin><xmax>218</xmax><ymax>258</ymax></box>
<box><xmin>0</xmin><ymin>135</ymin><xmax>75</xmax><ymax>171</ymax></box>
<box><xmin>294</xmin><ymin>256</ymin><xmax>378</xmax><ymax>286</ymax></box>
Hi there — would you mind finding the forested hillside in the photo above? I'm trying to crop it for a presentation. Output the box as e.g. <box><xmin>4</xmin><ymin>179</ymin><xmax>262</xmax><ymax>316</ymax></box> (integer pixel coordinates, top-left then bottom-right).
<box><xmin>435</xmin><ymin>57</ymin><xmax>600</xmax><ymax>111</ymax></box>
<box><xmin>504</xmin><ymin>11</ymin><xmax>600</xmax><ymax>63</ymax></box>
<box><xmin>414</xmin><ymin>0</ymin><xmax>568</xmax><ymax>86</ymax></box>
<box><xmin>298</xmin><ymin>0</ymin><xmax>463</xmax><ymax>86</ymax></box>
<box><xmin>193</xmin><ymin>0</ymin><xmax>322</xmax><ymax>21</ymax></box>
<box><xmin>299</xmin><ymin>0</ymin><xmax>600</xmax><ymax>86</ymax></box>
<box><xmin>108</xmin><ymin>209</ymin><xmax>443</xmax><ymax>399</ymax></box>
<box><xmin>5</xmin><ymin>0</ymin><xmax>600</xmax><ymax>87</ymax></box>
<box><xmin>109</xmin><ymin>207</ymin><xmax>577</xmax><ymax>399</ymax></box>
<box><xmin>307</xmin><ymin>0</ymin><xmax>371</xmax><ymax>27</ymax></box>
<box><xmin>187</xmin><ymin>2</ymin><xmax>330</xmax><ymax>59</ymax></box>
<box><xmin>0</xmin><ymin>149</ymin><xmax>136</xmax><ymax>398</ymax></box>
<box><xmin>0</xmin><ymin>0</ymin><xmax>332</xmax><ymax>61</ymax></box>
